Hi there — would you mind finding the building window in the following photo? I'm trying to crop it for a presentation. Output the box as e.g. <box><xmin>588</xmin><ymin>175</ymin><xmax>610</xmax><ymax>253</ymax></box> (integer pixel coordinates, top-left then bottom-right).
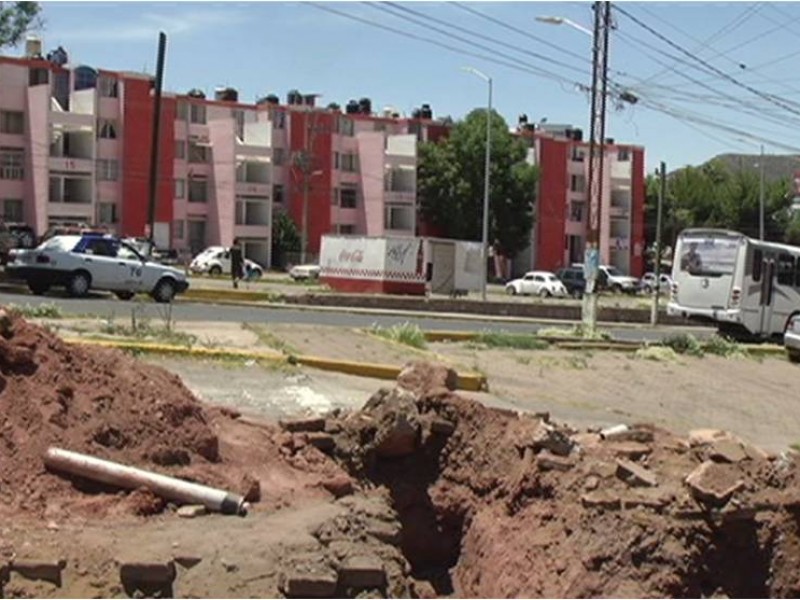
<box><xmin>233</xmin><ymin>109</ymin><xmax>245</xmax><ymax>140</ymax></box>
<box><xmin>0</xmin><ymin>111</ymin><xmax>24</xmax><ymax>135</ymax></box>
<box><xmin>272</xmin><ymin>110</ymin><xmax>285</xmax><ymax>130</ymax></box>
<box><xmin>337</xmin><ymin>224</ymin><xmax>355</xmax><ymax>235</ymax></box>
<box><xmin>618</xmin><ymin>148</ymin><xmax>630</xmax><ymax>162</ymax></box>
<box><xmin>29</xmin><ymin>67</ymin><xmax>49</xmax><ymax>86</ymax></box>
<box><xmin>570</xmin><ymin>174</ymin><xmax>586</xmax><ymax>193</ymax></box>
<box><xmin>333</xmin><ymin>151</ymin><xmax>340</xmax><ymax>170</ymax></box>
<box><xmin>569</xmin><ymin>201</ymin><xmax>584</xmax><ymax>222</ymax></box>
<box><xmin>96</xmin><ymin>159</ymin><xmax>119</xmax><ymax>181</ymax></box>
<box><xmin>176</xmin><ymin>101</ymin><xmax>188</xmax><ymax>121</ymax></box>
<box><xmin>273</xmin><ymin>148</ymin><xmax>285</xmax><ymax>166</ymax></box>
<box><xmin>339</xmin><ymin>186</ymin><xmax>357</xmax><ymax>208</ymax></box>
<box><xmin>384</xmin><ymin>204</ymin><xmax>413</xmax><ymax>230</ymax></box>
<box><xmin>189</xmin><ymin>103</ymin><xmax>207</xmax><ymax>124</ymax></box>
<box><xmin>341</xmin><ymin>153</ymin><xmax>359</xmax><ymax>173</ymax></box>
<box><xmin>3</xmin><ymin>199</ymin><xmax>23</xmax><ymax>222</ymax></box>
<box><xmin>188</xmin><ymin>141</ymin><xmax>210</xmax><ymax>163</ymax></box>
<box><xmin>235</xmin><ymin>196</ymin><xmax>270</xmax><ymax>226</ymax></box>
<box><xmin>173</xmin><ymin>219</ymin><xmax>185</xmax><ymax>240</ymax></box>
<box><xmin>338</xmin><ymin>117</ymin><xmax>354</xmax><ymax>136</ymax></box>
<box><xmin>74</xmin><ymin>66</ymin><xmax>98</xmax><ymax>91</ymax></box>
<box><xmin>0</xmin><ymin>149</ymin><xmax>24</xmax><ymax>180</ymax></box>
<box><xmin>175</xmin><ymin>179</ymin><xmax>185</xmax><ymax>199</ymax></box>
<box><xmin>97</xmin><ymin>119</ymin><xmax>117</xmax><ymax>139</ymax></box>
<box><xmin>571</xmin><ymin>147</ymin><xmax>584</xmax><ymax>162</ymax></box>
<box><xmin>97</xmin><ymin>202</ymin><xmax>118</xmax><ymax>224</ymax></box>
<box><xmin>188</xmin><ymin>178</ymin><xmax>208</xmax><ymax>203</ymax></box>
<box><xmin>98</xmin><ymin>76</ymin><xmax>118</xmax><ymax>98</ymax></box>
<box><xmin>273</xmin><ymin>184</ymin><xmax>284</xmax><ymax>204</ymax></box>
<box><xmin>175</xmin><ymin>140</ymin><xmax>186</xmax><ymax>160</ymax></box>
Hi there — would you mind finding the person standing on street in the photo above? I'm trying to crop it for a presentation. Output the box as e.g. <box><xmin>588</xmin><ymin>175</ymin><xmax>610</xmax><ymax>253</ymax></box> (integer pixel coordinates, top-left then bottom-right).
<box><xmin>230</xmin><ymin>238</ymin><xmax>244</xmax><ymax>289</ymax></box>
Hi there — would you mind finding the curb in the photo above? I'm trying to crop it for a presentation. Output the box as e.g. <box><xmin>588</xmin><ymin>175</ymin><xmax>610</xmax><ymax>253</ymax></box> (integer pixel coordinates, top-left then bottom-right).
<box><xmin>63</xmin><ymin>337</ymin><xmax>489</xmax><ymax>393</ymax></box>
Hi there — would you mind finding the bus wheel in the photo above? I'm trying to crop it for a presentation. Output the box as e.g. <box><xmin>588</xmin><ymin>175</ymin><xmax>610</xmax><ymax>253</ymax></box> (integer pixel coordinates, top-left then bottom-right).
<box><xmin>789</xmin><ymin>350</ymin><xmax>800</xmax><ymax>364</ymax></box>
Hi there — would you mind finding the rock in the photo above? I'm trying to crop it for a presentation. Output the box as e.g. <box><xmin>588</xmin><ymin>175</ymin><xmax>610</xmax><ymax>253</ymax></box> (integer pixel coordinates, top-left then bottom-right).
<box><xmin>46</xmin><ymin>520</ymin><xmax>59</xmax><ymax>531</ymax></box>
<box><xmin>397</xmin><ymin>362</ymin><xmax>458</xmax><ymax>396</ymax></box>
<box><xmin>279</xmin><ymin>417</ymin><xmax>326</xmax><ymax>433</ymax></box>
<box><xmin>685</xmin><ymin>460</ymin><xmax>745</xmax><ymax>507</ymax></box>
<box><xmin>531</xmin><ymin>425</ymin><xmax>574</xmax><ymax>457</ymax></box>
<box><xmin>609</xmin><ymin>441</ymin><xmax>652</xmax><ymax>459</ymax></box>
<box><xmin>367</xmin><ymin>521</ymin><xmax>402</xmax><ymax>546</ymax></box>
<box><xmin>338</xmin><ymin>555</ymin><xmax>386</xmax><ymax>589</ymax></box>
<box><xmin>280</xmin><ymin>567</ymin><xmax>338</xmax><ymax>598</ymax></box>
<box><xmin>322</xmin><ymin>475</ymin><xmax>355</xmax><ymax>498</ymax></box>
<box><xmin>584</xmin><ymin>475</ymin><xmax>600</xmax><ymax>491</ymax></box>
<box><xmin>363</xmin><ymin>387</ymin><xmax>420</xmax><ymax>458</ymax></box>
<box><xmin>307</xmin><ymin>432</ymin><xmax>336</xmax><ymax>452</ymax></box>
<box><xmin>581</xmin><ymin>491</ymin><xmax>621</xmax><ymax>510</ymax></box>
<box><xmin>571</xmin><ymin>432</ymin><xmax>602</xmax><ymax>449</ymax></box>
<box><xmin>604</xmin><ymin>428</ymin><xmax>654</xmax><ymax>443</ymax></box>
<box><xmin>221</xmin><ymin>558</ymin><xmax>238</xmax><ymax>573</ymax></box>
<box><xmin>615</xmin><ymin>459</ymin><xmax>658</xmax><ymax>487</ymax></box>
<box><xmin>620</xmin><ymin>489</ymin><xmax>673</xmax><ymax>510</ymax></box>
<box><xmin>240</xmin><ymin>474</ymin><xmax>261</xmax><ymax>502</ymax></box>
<box><xmin>430</xmin><ymin>418</ymin><xmax>456</xmax><ymax>436</ymax></box>
<box><xmin>119</xmin><ymin>561</ymin><xmax>176</xmax><ymax>596</ymax></box>
<box><xmin>536</xmin><ymin>451</ymin><xmax>575</xmax><ymax>472</ymax></box>
<box><xmin>177</xmin><ymin>505</ymin><xmax>207</xmax><ymax>519</ymax></box>
<box><xmin>709</xmin><ymin>439</ymin><xmax>748</xmax><ymax>464</ymax></box>
<box><xmin>10</xmin><ymin>558</ymin><xmax>66</xmax><ymax>586</ymax></box>
<box><xmin>688</xmin><ymin>429</ymin><xmax>731</xmax><ymax>447</ymax></box>
<box><xmin>0</xmin><ymin>562</ymin><xmax>9</xmax><ymax>586</ymax></box>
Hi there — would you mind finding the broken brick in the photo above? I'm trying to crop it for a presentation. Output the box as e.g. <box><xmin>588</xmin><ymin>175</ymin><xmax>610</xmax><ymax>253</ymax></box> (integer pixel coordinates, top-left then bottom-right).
<box><xmin>581</xmin><ymin>491</ymin><xmax>621</xmax><ymax>510</ymax></box>
<box><xmin>10</xmin><ymin>558</ymin><xmax>66</xmax><ymax>586</ymax></box>
<box><xmin>307</xmin><ymin>432</ymin><xmax>336</xmax><ymax>452</ymax></box>
<box><xmin>430</xmin><ymin>418</ymin><xmax>456</xmax><ymax>436</ymax></box>
<box><xmin>338</xmin><ymin>555</ymin><xmax>386</xmax><ymax>589</ymax></box>
<box><xmin>616</xmin><ymin>459</ymin><xmax>658</xmax><ymax>487</ymax></box>
<box><xmin>609</xmin><ymin>442</ymin><xmax>652</xmax><ymax>459</ymax></box>
<box><xmin>280</xmin><ymin>567</ymin><xmax>338</xmax><ymax>598</ymax></box>
<box><xmin>322</xmin><ymin>474</ymin><xmax>355</xmax><ymax>498</ymax></box>
<box><xmin>536</xmin><ymin>451</ymin><xmax>575</xmax><ymax>472</ymax></box>
<box><xmin>279</xmin><ymin>417</ymin><xmax>326</xmax><ymax>433</ymax></box>
<box><xmin>177</xmin><ymin>505</ymin><xmax>207</xmax><ymax>519</ymax></box>
<box><xmin>685</xmin><ymin>460</ymin><xmax>745</xmax><ymax>507</ymax></box>
<box><xmin>709</xmin><ymin>439</ymin><xmax>748</xmax><ymax>464</ymax></box>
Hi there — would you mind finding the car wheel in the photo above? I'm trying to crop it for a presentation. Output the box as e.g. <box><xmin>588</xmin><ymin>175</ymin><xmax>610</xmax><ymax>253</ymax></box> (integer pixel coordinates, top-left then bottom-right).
<box><xmin>252</xmin><ymin>268</ymin><xmax>263</xmax><ymax>280</ymax></box>
<box><xmin>28</xmin><ymin>281</ymin><xmax>50</xmax><ymax>295</ymax></box>
<box><xmin>152</xmin><ymin>278</ymin><xmax>176</xmax><ymax>304</ymax></box>
<box><xmin>789</xmin><ymin>349</ymin><xmax>800</xmax><ymax>364</ymax></box>
<box><xmin>539</xmin><ymin>288</ymin><xmax>551</xmax><ymax>298</ymax></box>
<box><xmin>642</xmin><ymin>285</ymin><xmax>652</xmax><ymax>295</ymax></box>
<box><xmin>209</xmin><ymin>265</ymin><xmax>222</xmax><ymax>276</ymax></box>
<box><xmin>506</xmin><ymin>285</ymin><xmax>517</xmax><ymax>296</ymax></box>
<box><xmin>611</xmin><ymin>284</ymin><xmax>622</xmax><ymax>294</ymax></box>
<box><xmin>67</xmin><ymin>271</ymin><xmax>91</xmax><ymax>298</ymax></box>
<box><xmin>115</xmin><ymin>291</ymin><xmax>135</xmax><ymax>301</ymax></box>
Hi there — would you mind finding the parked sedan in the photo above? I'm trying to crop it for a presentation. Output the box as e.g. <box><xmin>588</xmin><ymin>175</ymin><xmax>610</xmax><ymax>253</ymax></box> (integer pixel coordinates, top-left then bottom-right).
<box><xmin>289</xmin><ymin>264</ymin><xmax>321</xmax><ymax>281</ymax></box>
<box><xmin>189</xmin><ymin>246</ymin><xmax>264</xmax><ymax>279</ymax></box>
<box><xmin>639</xmin><ymin>272</ymin><xmax>673</xmax><ymax>294</ymax></box>
<box><xmin>6</xmin><ymin>234</ymin><xmax>189</xmax><ymax>302</ymax></box>
<box><xmin>505</xmin><ymin>271</ymin><xmax>568</xmax><ymax>298</ymax></box>
<box><xmin>784</xmin><ymin>314</ymin><xmax>800</xmax><ymax>363</ymax></box>
<box><xmin>555</xmin><ymin>267</ymin><xmax>586</xmax><ymax>298</ymax></box>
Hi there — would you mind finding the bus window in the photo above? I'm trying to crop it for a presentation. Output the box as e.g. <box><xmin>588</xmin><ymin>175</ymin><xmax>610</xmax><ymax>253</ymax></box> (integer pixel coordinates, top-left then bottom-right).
<box><xmin>753</xmin><ymin>249</ymin><xmax>762</xmax><ymax>282</ymax></box>
<box><xmin>777</xmin><ymin>253</ymin><xmax>795</xmax><ymax>285</ymax></box>
<box><xmin>796</xmin><ymin>257</ymin><xmax>800</xmax><ymax>287</ymax></box>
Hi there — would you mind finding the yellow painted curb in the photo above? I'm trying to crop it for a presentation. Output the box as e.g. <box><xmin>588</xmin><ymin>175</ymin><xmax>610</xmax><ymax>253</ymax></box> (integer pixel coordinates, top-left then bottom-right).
<box><xmin>184</xmin><ymin>288</ymin><xmax>279</xmax><ymax>303</ymax></box>
<box><xmin>63</xmin><ymin>338</ymin><xmax>489</xmax><ymax>392</ymax></box>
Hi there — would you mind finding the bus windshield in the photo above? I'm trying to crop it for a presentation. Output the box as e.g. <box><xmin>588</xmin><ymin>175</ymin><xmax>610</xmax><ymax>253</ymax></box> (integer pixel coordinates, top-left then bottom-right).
<box><xmin>678</xmin><ymin>235</ymin><xmax>739</xmax><ymax>276</ymax></box>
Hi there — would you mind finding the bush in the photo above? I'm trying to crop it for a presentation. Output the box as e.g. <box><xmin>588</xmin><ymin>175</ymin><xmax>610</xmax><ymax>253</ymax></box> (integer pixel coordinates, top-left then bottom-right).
<box><xmin>476</xmin><ymin>331</ymin><xmax>550</xmax><ymax>350</ymax></box>
<box><xmin>8</xmin><ymin>302</ymin><xmax>63</xmax><ymax>319</ymax></box>
<box><xmin>634</xmin><ymin>346</ymin><xmax>680</xmax><ymax>362</ymax></box>
<box><xmin>703</xmin><ymin>334</ymin><xmax>748</xmax><ymax>358</ymax></box>
<box><xmin>662</xmin><ymin>332</ymin><xmax>704</xmax><ymax>356</ymax></box>
<box><xmin>370</xmin><ymin>322</ymin><xmax>427</xmax><ymax>349</ymax></box>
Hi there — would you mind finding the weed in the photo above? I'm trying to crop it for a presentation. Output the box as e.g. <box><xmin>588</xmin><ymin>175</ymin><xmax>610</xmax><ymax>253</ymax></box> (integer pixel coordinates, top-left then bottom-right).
<box><xmin>703</xmin><ymin>334</ymin><xmax>748</xmax><ymax>359</ymax></box>
<box><xmin>634</xmin><ymin>346</ymin><xmax>680</xmax><ymax>362</ymax></box>
<box><xmin>791</xmin><ymin>442</ymin><xmax>800</xmax><ymax>454</ymax></box>
<box><xmin>8</xmin><ymin>302</ymin><xmax>63</xmax><ymax>319</ymax></box>
<box><xmin>476</xmin><ymin>330</ymin><xmax>550</xmax><ymax>350</ymax></box>
<box><xmin>536</xmin><ymin>324</ymin><xmax>611</xmax><ymax>341</ymax></box>
<box><xmin>662</xmin><ymin>332</ymin><xmax>704</xmax><ymax>357</ymax></box>
<box><xmin>98</xmin><ymin>316</ymin><xmax>198</xmax><ymax>347</ymax></box>
<box><xmin>241</xmin><ymin>323</ymin><xmax>297</xmax><ymax>354</ymax></box>
<box><xmin>370</xmin><ymin>322</ymin><xmax>427</xmax><ymax>349</ymax></box>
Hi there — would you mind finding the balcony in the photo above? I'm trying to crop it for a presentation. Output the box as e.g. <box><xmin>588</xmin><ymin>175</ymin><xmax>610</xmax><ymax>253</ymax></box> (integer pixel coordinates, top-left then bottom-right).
<box><xmin>384</xmin><ymin>204</ymin><xmax>415</xmax><ymax>234</ymax></box>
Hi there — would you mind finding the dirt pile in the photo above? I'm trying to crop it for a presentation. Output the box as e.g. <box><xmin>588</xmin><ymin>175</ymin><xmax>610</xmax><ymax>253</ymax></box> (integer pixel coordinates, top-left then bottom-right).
<box><xmin>326</xmin><ymin>361</ymin><xmax>800</xmax><ymax>598</ymax></box>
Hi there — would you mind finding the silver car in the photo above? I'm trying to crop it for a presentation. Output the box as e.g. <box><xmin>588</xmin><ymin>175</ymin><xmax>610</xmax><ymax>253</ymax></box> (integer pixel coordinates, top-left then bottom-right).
<box><xmin>784</xmin><ymin>314</ymin><xmax>800</xmax><ymax>363</ymax></box>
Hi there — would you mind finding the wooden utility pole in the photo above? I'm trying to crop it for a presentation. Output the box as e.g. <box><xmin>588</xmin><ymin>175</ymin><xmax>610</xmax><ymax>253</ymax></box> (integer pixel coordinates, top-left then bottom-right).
<box><xmin>147</xmin><ymin>32</ymin><xmax>166</xmax><ymax>250</ymax></box>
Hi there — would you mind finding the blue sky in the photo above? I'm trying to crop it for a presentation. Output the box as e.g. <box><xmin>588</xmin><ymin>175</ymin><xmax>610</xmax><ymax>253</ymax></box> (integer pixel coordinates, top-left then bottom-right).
<box><xmin>26</xmin><ymin>1</ymin><xmax>800</xmax><ymax>173</ymax></box>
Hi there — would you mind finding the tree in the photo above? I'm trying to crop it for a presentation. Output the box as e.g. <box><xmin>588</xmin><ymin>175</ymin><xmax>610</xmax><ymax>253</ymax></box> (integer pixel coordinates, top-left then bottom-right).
<box><xmin>417</xmin><ymin>109</ymin><xmax>538</xmax><ymax>260</ymax></box>
<box><xmin>271</xmin><ymin>211</ymin><xmax>300</xmax><ymax>268</ymax></box>
<box><xmin>0</xmin><ymin>2</ymin><xmax>41</xmax><ymax>49</ymax></box>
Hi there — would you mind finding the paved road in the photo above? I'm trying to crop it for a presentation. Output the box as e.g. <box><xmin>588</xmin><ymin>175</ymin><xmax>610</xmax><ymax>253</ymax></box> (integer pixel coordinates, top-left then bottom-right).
<box><xmin>0</xmin><ymin>288</ymin><xmax>713</xmax><ymax>343</ymax></box>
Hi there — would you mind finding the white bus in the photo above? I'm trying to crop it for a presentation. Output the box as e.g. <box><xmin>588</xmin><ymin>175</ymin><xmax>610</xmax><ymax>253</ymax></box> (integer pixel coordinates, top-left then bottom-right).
<box><xmin>667</xmin><ymin>228</ymin><xmax>800</xmax><ymax>339</ymax></box>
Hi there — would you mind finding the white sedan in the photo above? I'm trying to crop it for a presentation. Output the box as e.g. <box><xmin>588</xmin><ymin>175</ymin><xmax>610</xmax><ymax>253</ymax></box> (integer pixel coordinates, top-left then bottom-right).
<box><xmin>189</xmin><ymin>246</ymin><xmax>264</xmax><ymax>278</ymax></box>
<box><xmin>6</xmin><ymin>234</ymin><xmax>189</xmax><ymax>302</ymax></box>
<box><xmin>289</xmin><ymin>264</ymin><xmax>321</xmax><ymax>281</ymax></box>
<box><xmin>505</xmin><ymin>271</ymin><xmax>568</xmax><ymax>298</ymax></box>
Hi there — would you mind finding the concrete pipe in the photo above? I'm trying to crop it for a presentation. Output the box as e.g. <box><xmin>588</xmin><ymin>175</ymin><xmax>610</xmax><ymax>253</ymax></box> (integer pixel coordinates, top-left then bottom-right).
<box><xmin>44</xmin><ymin>447</ymin><xmax>247</xmax><ymax>516</ymax></box>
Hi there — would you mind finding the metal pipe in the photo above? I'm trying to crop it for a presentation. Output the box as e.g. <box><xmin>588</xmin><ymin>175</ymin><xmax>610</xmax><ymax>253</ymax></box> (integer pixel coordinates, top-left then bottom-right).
<box><xmin>44</xmin><ymin>447</ymin><xmax>247</xmax><ymax>516</ymax></box>
<box><xmin>147</xmin><ymin>32</ymin><xmax>167</xmax><ymax>247</ymax></box>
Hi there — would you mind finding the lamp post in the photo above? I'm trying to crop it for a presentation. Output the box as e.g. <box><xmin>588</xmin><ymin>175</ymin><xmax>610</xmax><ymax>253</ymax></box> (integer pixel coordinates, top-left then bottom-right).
<box><xmin>462</xmin><ymin>66</ymin><xmax>492</xmax><ymax>302</ymax></box>
<box><xmin>535</xmin><ymin>15</ymin><xmax>594</xmax><ymax>35</ymax></box>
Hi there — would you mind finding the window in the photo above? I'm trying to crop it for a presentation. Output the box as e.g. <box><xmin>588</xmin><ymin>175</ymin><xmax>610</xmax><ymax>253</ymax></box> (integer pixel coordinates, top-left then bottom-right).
<box><xmin>29</xmin><ymin>67</ymin><xmax>48</xmax><ymax>86</ymax></box>
<box><xmin>97</xmin><ymin>202</ymin><xmax>118</xmax><ymax>224</ymax></box>
<box><xmin>338</xmin><ymin>117</ymin><xmax>354</xmax><ymax>136</ymax></box>
<box><xmin>384</xmin><ymin>204</ymin><xmax>413</xmax><ymax>230</ymax></box>
<box><xmin>97</xmin><ymin>119</ymin><xmax>117</xmax><ymax>139</ymax></box>
<box><xmin>235</xmin><ymin>196</ymin><xmax>269</xmax><ymax>226</ymax></box>
<box><xmin>337</xmin><ymin>224</ymin><xmax>355</xmax><ymax>235</ymax></box>
<box><xmin>341</xmin><ymin>153</ymin><xmax>358</xmax><ymax>173</ymax></box>
<box><xmin>188</xmin><ymin>141</ymin><xmax>210</xmax><ymax>163</ymax></box>
<box><xmin>73</xmin><ymin>66</ymin><xmax>97</xmax><ymax>91</ymax></box>
<box><xmin>82</xmin><ymin>237</ymin><xmax>116</xmax><ymax>257</ymax></box>
<box><xmin>189</xmin><ymin>103</ymin><xmax>206</xmax><ymax>124</ymax></box>
<box><xmin>0</xmin><ymin>111</ymin><xmax>24</xmax><ymax>135</ymax></box>
<box><xmin>340</xmin><ymin>186</ymin><xmax>357</xmax><ymax>209</ymax></box>
<box><xmin>188</xmin><ymin>178</ymin><xmax>208</xmax><ymax>203</ymax></box>
<box><xmin>618</xmin><ymin>148</ymin><xmax>630</xmax><ymax>162</ymax></box>
<box><xmin>233</xmin><ymin>109</ymin><xmax>245</xmax><ymax>139</ymax></box>
<box><xmin>3</xmin><ymin>199</ymin><xmax>22</xmax><ymax>222</ymax></box>
<box><xmin>0</xmin><ymin>149</ymin><xmax>24</xmax><ymax>180</ymax></box>
<box><xmin>96</xmin><ymin>159</ymin><xmax>119</xmax><ymax>181</ymax></box>
<box><xmin>569</xmin><ymin>202</ymin><xmax>584</xmax><ymax>222</ymax></box>
<box><xmin>571</xmin><ymin>147</ymin><xmax>584</xmax><ymax>162</ymax></box>
<box><xmin>273</xmin><ymin>148</ymin><xmax>286</xmax><ymax>166</ymax></box>
<box><xmin>175</xmin><ymin>179</ymin><xmax>185</xmax><ymax>199</ymax></box>
<box><xmin>98</xmin><ymin>76</ymin><xmax>118</xmax><ymax>98</ymax></box>
<box><xmin>173</xmin><ymin>220</ymin><xmax>185</xmax><ymax>240</ymax></box>
<box><xmin>570</xmin><ymin>174</ymin><xmax>586</xmax><ymax>193</ymax></box>
<box><xmin>753</xmin><ymin>249</ymin><xmax>762</xmax><ymax>283</ymax></box>
<box><xmin>333</xmin><ymin>151</ymin><xmax>340</xmax><ymax>170</ymax></box>
<box><xmin>778</xmin><ymin>253</ymin><xmax>795</xmax><ymax>285</ymax></box>
<box><xmin>273</xmin><ymin>184</ymin><xmax>284</xmax><ymax>204</ymax></box>
<box><xmin>176</xmin><ymin>101</ymin><xmax>188</xmax><ymax>121</ymax></box>
<box><xmin>272</xmin><ymin>110</ymin><xmax>285</xmax><ymax>130</ymax></box>
<box><xmin>175</xmin><ymin>140</ymin><xmax>186</xmax><ymax>160</ymax></box>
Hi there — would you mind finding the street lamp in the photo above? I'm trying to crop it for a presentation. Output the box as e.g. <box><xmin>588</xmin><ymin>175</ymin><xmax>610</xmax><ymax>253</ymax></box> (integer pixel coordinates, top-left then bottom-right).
<box><xmin>535</xmin><ymin>15</ymin><xmax>593</xmax><ymax>36</ymax></box>
<box><xmin>462</xmin><ymin>66</ymin><xmax>492</xmax><ymax>302</ymax></box>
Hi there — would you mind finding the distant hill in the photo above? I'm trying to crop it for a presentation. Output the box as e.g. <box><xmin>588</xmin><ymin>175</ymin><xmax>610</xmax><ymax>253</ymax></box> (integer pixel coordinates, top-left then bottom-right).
<box><xmin>701</xmin><ymin>153</ymin><xmax>800</xmax><ymax>184</ymax></box>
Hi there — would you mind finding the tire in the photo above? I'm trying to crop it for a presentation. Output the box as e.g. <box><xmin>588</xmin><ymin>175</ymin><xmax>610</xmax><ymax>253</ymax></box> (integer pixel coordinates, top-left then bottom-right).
<box><xmin>208</xmin><ymin>265</ymin><xmax>222</xmax><ymax>276</ymax></box>
<box><xmin>539</xmin><ymin>288</ymin><xmax>551</xmax><ymax>298</ymax></box>
<box><xmin>642</xmin><ymin>285</ymin><xmax>653</xmax><ymax>295</ymax></box>
<box><xmin>506</xmin><ymin>285</ymin><xmax>517</xmax><ymax>296</ymax></box>
<box><xmin>152</xmin><ymin>278</ymin><xmax>176</xmax><ymax>304</ymax></box>
<box><xmin>67</xmin><ymin>271</ymin><xmax>91</xmax><ymax>298</ymax></box>
<box><xmin>611</xmin><ymin>284</ymin><xmax>622</xmax><ymax>294</ymax></box>
<box><xmin>251</xmin><ymin>268</ymin><xmax>263</xmax><ymax>280</ymax></box>
<box><xmin>28</xmin><ymin>281</ymin><xmax>50</xmax><ymax>295</ymax></box>
<box><xmin>788</xmin><ymin>348</ymin><xmax>800</xmax><ymax>364</ymax></box>
<box><xmin>115</xmin><ymin>291</ymin><xmax>135</xmax><ymax>301</ymax></box>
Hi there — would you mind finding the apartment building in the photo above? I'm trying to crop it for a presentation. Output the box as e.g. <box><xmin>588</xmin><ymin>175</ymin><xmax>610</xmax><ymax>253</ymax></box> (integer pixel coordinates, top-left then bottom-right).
<box><xmin>518</xmin><ymin>123</ymin><xmax>646</xmax><ymax>277</ymax></box>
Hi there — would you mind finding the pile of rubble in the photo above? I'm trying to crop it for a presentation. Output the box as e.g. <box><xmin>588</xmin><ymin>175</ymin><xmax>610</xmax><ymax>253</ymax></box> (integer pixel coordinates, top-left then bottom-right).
<box><xmin>279</xmin><ymin>361</ymin><xmax>800</xmax><ymax>598</ymax></box>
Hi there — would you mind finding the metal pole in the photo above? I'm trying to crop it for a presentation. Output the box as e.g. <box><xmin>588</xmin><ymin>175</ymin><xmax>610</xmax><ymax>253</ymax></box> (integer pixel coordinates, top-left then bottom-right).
<box><xmin>146</xmin><ymin>32</ymin><xmax>166</xmax><ymax>247</ymax></box>
<box><xmin>481</xmin><ymin>78</ymin><xmax>492</xmax><ymax>302</ymax></box>
<box><xmin>650</xmin><ymin>161</ymin><xmax>665</xmax><ymax>326</ymax></box>
<box><xmin>300</xmin><ymin>113</ymin><xmax>310</xmax><ymax>265</ymax></box>
<box><xmin>759</xmin><ymin>144</ymin><xmax>765</xmax><ymax>240</ymax></box>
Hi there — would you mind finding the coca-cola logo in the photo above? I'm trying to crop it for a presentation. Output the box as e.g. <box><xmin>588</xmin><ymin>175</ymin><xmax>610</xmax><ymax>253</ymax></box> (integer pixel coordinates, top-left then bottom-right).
<box><xmin>339</xmin><ymin>249</ymin><xmax>364</xmax><ymax>263</ymax></box>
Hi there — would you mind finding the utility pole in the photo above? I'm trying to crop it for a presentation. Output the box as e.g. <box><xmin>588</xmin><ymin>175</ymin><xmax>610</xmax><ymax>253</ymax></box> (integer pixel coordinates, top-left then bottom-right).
<box><xmin>582</xmin><ymin>1</ymin><xmax>611</xmax><ymax>334</ymax></box>
<box><xmin>759</xmin><ymin>144</ymin><xmax>765</xmax><ymax>240</ymax></box>
<box><xmin>146</xmin><ymin>32</ymin><xmax>167</xmax><ymax>250</ymax></box>
<box><xmin>650</xmin><ymin>161</ymin><xmax>665</xmax><ymax>326</ymax></box>
<box><xmin>294</xmin><ymin>107</ymin><xmax>321</xmax><ymax>265</ymax></box>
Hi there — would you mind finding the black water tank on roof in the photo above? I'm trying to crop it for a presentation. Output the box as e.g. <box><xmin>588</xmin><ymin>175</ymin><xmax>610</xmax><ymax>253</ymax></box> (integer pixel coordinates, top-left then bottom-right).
<box><xmin>287</xmin><ymin>89</ymin><xmax>302</xmax><ymax>105</ymax></box>
<box><xmin>420</xmin><ymin>104</ymin><xmax>433</xmax><ymax>119</ymax></box>
<box><xmin>518</xmin><ymin>114</ymin><xmax>528</xmax><ymax>125</ymax></box>
<box><xmin>411</xmin><ymin>108</ymin><xmax>422</xmax><ymax>119</ymax></box>
<box><xmin>187</xmin><ymin>88</ymin><xmax>206</xmax><ymax>99</ymax></box>
<box><xmin>573</xmin><ymin>129</ymin><xmax>583</xmax><ymax>142</ymax></box>
<box><xmin>215</xmin><ymin>87</ymin><xmax>238</xmax><ymax>102</ymax></box>
<box><xmin>346</xmin><ymin>100</ymin><xmax>360</xmax><ymax>114</ymax></box>
<box><xmin>327</xmin><ymin>102</ymin><xmax>341</xmax><ymax>111</ymax></box>
<box><xmin>359</xmin><ymin>97</ymin><xmax>372</xmax><ymax>114</ymax></box>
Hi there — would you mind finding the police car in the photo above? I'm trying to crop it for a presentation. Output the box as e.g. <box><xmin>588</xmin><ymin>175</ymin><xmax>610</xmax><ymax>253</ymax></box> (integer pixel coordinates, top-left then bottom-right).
<box><xmin>6</xmin><ymin>234</ymin><xmax>189</xmax><ymax>302</ymax></box>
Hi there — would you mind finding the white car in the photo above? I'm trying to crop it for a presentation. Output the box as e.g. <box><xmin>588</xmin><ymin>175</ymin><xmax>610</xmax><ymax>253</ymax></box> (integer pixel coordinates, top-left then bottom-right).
<box><xmin>505</xmin><ymin>271</ymin><xmax>568</xmax><ymax>297</ymax></box>
<box><xmin>189</xmin><ymin>246</ymin><xmax>263</xmax><ymax>278</ymax></box>
<box><xmin>784</xmin><ymin>314</ymin><xmax>800</xmax><ymax>363</ymax></box>
<box><xmin>639</xmin><ymin>272</ymin><xmax>673</xmax><ymax>294</ymax></box>
<box><xmin>6</xmin><ymin>234</ymin><xmax>189</xmax><ymax>302</ymax></box>
<box><xmin>289</xmin><ymin>264</ymin><xmax>321</xmax><ymax>281</ymax></box>
<box><xmin>599</xmin><ymin>265</ymin><xmax>639</xmax><ymax>293</ymax></box>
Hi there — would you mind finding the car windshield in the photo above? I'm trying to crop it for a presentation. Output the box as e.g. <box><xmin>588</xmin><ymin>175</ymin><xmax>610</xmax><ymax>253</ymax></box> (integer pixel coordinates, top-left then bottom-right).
<box><xmin>546</xmin><ymin>275</ymin><xmax>558</xmax><ymax>282</ymax></box>
<box><xmin>40</xmin><ymin>236</ymin><xmax>81</xmax><ymax>252</ymax></box>
<box><xmin>605</xmin><ymin>266</ymin><xmax>622</xmax><ymax>277</ymax></box>
<box><xmin>118</xmin><ymin>243</ymin><xmax>143</xmax><ymax>261</ymax></box>
<box><xmin>679</xmin><ymin>235</ymin><xmax>739</xmax><ymax>276</ymax></box>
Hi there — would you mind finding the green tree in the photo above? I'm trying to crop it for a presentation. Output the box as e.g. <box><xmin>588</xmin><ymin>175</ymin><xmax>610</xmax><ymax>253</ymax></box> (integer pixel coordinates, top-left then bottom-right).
<box><xmin>0</xmin><ymin>2</ymin><xmax>41</xmax><ymax>49</ymax></box>
<box><xmin>271</xmin><ymin>211</ymin><xmax>300</xmax><ymax>268</ymax></box>
<box><xmin>417</xmin><ymin>109</ymin><xmax>538</xmax><ymax>259</ymax></box>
